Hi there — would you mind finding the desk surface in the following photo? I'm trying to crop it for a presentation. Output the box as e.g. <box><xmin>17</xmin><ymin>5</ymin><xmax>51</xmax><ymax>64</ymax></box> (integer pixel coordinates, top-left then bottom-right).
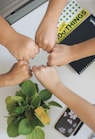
<box><xmin>0</xmin><ymin>0</ymin><xmax>95</xmax><ymax>139</ymax></box>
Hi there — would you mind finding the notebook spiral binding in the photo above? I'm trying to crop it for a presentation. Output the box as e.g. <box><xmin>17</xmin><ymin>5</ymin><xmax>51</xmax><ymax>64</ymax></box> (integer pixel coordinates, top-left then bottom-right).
<box><xmin>79</xmin><ymin>57</ymin><xmax>95</xmax><ymax>74</ymax></box>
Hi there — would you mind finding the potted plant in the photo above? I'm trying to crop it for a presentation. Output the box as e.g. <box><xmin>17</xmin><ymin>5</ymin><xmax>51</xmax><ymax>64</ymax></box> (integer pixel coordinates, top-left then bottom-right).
<box><xmin>5</xmin><ymin>80</ymin><xmax>62</xmax><ymax>139</ymax></box>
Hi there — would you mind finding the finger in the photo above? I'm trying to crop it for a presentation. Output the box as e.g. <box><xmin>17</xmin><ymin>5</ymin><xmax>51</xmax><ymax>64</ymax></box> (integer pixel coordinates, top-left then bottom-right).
<box><xmin>28</xmin><ymin>70</ymin><xmax>32</xmax><ymax>76</ymax></box>
<box><xmin>35</xmin><ymin>34</ymin><xmax>38</xmax><ymax>44</ymax></box>
<box><xmin>25</xmin><ymin>68</ymin><xmax>32</xmax><ymax>75</ymax></box>
<box><xmin>35</xmin><ymin>39</ymin><xmax>42</xmax><ymax>48</ymax></box>
<box><xmin>20</xmin><ymin>60</ymin><xmax>29</xmax><ymax>65</ymax></box>
<box><xmin>18</xmin><ymin>57</ymin><xmax>24</xmax><ymax>61</ymax></box>
<box><xmin>32</xmin><ymin>66</ymin><xmax>37</xmax><ymax>72</ymax></box>
<box><xmin>38</xmin><ymin>43</ymin><xmax>42</xmax><ymax>48</ymax></box>
<box><xmin>32</xmin><ymin>65</ymin><xmax>44</xmax><ymax>72</ymax></box>
<box><xmin>35</xmin><ymin>45</ymin><xmax>40</xmax><ymax>54</ymax></box>
<box><xmin>30</xmin><ymin>48</ymin><xmax>40</xmax><ymax>59</ymax></box>
<box><xmin>47</xmin><ymin>59</ymin><xmax>55</xmax><ymax>66</ymax></box>
<box><xmin>25</xmin><ymin>72</ymin><xmax>32</xmax><ymax>80</ymax></box>
<box><xmin>46</xmin><ymin>47</ymin><xmax>53</xmax><ymax>53</ymax></box>
<box><xmin>23</xmin><ymin>56</ymin><xmax>30</xmax><ymax>62</ymax></box>
<box><xmin>18</xmin><ymin>56</ymin><xmax>30</xmax><ymax>62</ymax></box>
<box><xmin>44</xmin><ymin>43</ymin><xmax>54</xmax><ymax>52</ymax></box>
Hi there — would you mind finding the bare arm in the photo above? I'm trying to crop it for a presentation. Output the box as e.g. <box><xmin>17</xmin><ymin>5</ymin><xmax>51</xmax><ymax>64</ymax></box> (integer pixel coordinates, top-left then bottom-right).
<box><xmin>35</xmin><ymin>0</ymin><xmax>67</xmax><ymax>52</ymax></box>
<box><xmin>48</xmin><ymin>38</ymin><xmax>95</xmax><ymax>66</ymax></box>
<box><xmin>73</xmin><ymin>38</ymin><xmax>95</xmax><ymax>60</ymax></box>
<box><xmin>54</xmin><ymin>83</ymin><xmax>95</xmax><ymax>132</ymax></box>
<box><xmin>0</xmin><ymin>16</ymin><xmax>39</xmax><ymax>61</ymax></box>
<box><xmin>0</xmin><ymin>16</ymin><xmax>14</xmax><ymax>46</ymax></box>
<box><xmin>32</xmin><ymin>66</ymin><xmax>95</xmax><ymax>132</ymax></box>
<box><xmin>45</xmin><ymin>0</ymin><xmax>67</xmax><ymax>22</ymax></box>
<box><xmin>0</xmin><ymin>60</ymin><xmax>32</xmax><ymax>87</ymax></box>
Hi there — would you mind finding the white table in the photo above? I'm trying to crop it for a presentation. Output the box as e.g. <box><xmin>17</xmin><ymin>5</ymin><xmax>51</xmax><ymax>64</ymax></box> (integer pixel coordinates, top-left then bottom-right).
<box><xmin>0</xmin><ymin>0</ymin><xmax>95</xmax><ymax>139</ymax></box>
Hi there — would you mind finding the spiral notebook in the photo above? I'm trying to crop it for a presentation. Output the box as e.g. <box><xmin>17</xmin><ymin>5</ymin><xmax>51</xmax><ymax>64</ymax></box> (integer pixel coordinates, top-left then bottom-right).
<box><xmin>57</xmin><ymin>0</ymin><xmax>95</xmax><ymax>74</ymax></box>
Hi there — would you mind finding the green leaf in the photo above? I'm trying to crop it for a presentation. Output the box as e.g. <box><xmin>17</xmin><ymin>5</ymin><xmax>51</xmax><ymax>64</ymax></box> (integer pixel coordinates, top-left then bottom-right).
<box><xmin>41</xmin><ymin>103</ymin><xmax>50</xmax><ymax>110</ymax></box>
<box><xmin>26</xmin><ymin>127</ymin><xmax>45</xmax><ymax>139</ymax></box>
<box><xmin>18</xmin><ymin>119</ymin><xmax>36</xmax><ymax>135</ymax></box>
<box><xmin>7</xmin><ymin>116</ymin><xmax>16</xmax><ymax>125</ymax></box>
<box><xmin>10</xmin><ymin>96</ymin><xmax>23</xmax><ymax>103</ymax></box>
<box><xmin>5</xmin><ymin>96</ymin><xmax>24</xmax><ymax>114</ymax></box>
<box><xmin>15</xmin><ymin>106</ymin><xmax>25</xmax><ymax>114</ymax></box>
<box><xmin>5</xmin><ymin>96</ymin><xmax>16</xmax><ymax>105</ymax></box>
<box><xmin>7</xmin><ymin>120</ymin><xmax>19</xmax><ymax>137</ymax></box>
<box><xmin>5</xmin><ymin>96</ymin><xmax>17</xmax><ymax>113</ymax></box>
<box><xmin>20</xmin><ymin>80</ymin><xmax>37</xmax><ymax>97</ymax></box>
<box><xmin>25</xmin><ymin>110</ymin><xmax>33</xmax><ymax>120</ymax></box>
<box><xmin>16</xmin><ymin>90</ymin><xmax>25</xmax><ymax>98</ymax></box>
<box><xmin>31</xmin><ymin>96</ymin><xmax>41</xmax><ymax>109</ymax></box>
<box><xmin>34</xmin><ymin>117</ymin><xmax>44</xmax><ymax>127</ymax></box>
<box><xmin>39</xmin><ymin>89</ymin><xmax>52</xmax><ymax>101</ymax></box>
<box><xmin>6</xmin><ymin>104</ymin><xmax>17</xmax><ymax>114</ymax></box>
<box><xmin>48</xmin><ymin>101</ymin><xmax>62</xmax><ymax>108</ymax></box>
<box><xmin>5</xmin><ymin>96</ymin><xmax>23</xmax><ymax>104</ymax></box>
<box><xmin>34</xmin><ymin>83</ymin><xmax>39</xmax><ymax>93</ymax></box>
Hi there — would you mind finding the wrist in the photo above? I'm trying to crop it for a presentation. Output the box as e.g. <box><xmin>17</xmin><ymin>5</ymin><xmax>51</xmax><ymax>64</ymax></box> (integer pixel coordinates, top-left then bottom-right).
<box><xmin>70</xmin><ymin>44</ymin><xmax>84</xmax><ymax>62</ymax></box>
<box><xmin>0</xmin><ymin>73</ymin><xmax>10</xmax><ymax>87</ymax></box>
<box><xmin>44</xmin><ymin>0</ymin><xmax>67</xmax><ymax>23</ymax></box>
<box><xmin>1</xmin><ymin>30</ymin><xmax>16</xmax><ymax>49</ymax></box>
<box><xmin>0</xmin><ymin>16</ymin><xmax>16</xmax><ymax>47</ymax></box>
<box><xmin>50</xmin><ymin>82</ymin><xmax>64</xmax><ymax>95</ymax></box>
<box><xmin>71</xmin><ymin>38</ymin><xmax>95</xmax><ymax>61</ymax></box>
<box><xmin>3</xmin><ymin>30</ymin><xmax>16</xmax><ymax>49</ymax></box>
<box><xmin>44</xmin><ymin>13</ymin><xmax>59</xmax><ymax>24</ymax></box>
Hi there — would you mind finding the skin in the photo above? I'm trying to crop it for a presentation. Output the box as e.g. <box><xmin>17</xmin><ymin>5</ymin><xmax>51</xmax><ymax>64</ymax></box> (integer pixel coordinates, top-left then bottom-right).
<box><xmin>47</xmin><ymin>38</ymin><xmax>95</xmax><ymax>66</ymax></box>
<box><xmin>1</xmin><ymin>1</ymin><xmax>95</xmax><ymax>131</ymax></box>
<box><xmin>34</xmin><ymin>0</ymin><xmax>95</xmax><ymax>132</ymax></box>
<box><xmin>0</xmin><ymin>16</ymin><xmax>40</xmax><ymax>61</ymax></box>
<box><xmin>0</xmin><ymin>16</ymin><xmax>39</xmax><ymax>86</ymax></box>
<box><xmin>32</xmin><ymin>65</ymin><xmax>95</xmax><ymax>132</ymax></box>
<box><xmin>35</xmin><ymin>0</ymin><xmax>67</xmax><ymax>52</ymax></box>
<box><xmin>0</xmin><ymin>60</ymin><xmax>32</xmax><ymax>87</ymax></box>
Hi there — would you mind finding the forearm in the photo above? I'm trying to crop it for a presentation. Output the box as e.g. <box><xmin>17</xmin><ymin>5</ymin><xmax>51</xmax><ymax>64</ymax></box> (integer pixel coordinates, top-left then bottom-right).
<box><xmin>0</xmin><ymin>73</ymin><xmax>12</xmax><ymax>87</ymax></box>
<box><xmin>52</xmin><ymin>83</ymin><xmax>95</xmax><ymax>132</ymax></box>
<box><xmin>45</xmin><ymin>0</ymin><xmax>67</xmax><ymax>23</ymax></box>
<box><xmin>72</xmin><ymin>38</ymin><xmax>95</xmax><ymax>61</ymax></box>
<box><xmin>32</xmin><ymin>65</ymin><xmax>95</xmax><ymax>131</ymax></box>
<box><xmin>0</xmin><ymin>16</ymin><xmax>15</xmax><ymax>47</ymax></box>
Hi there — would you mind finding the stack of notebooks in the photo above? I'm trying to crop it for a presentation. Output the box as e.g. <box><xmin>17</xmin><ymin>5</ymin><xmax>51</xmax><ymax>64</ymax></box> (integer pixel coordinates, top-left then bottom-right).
<box><xmin>57</xmin><ymin>0</ymin><xmax>95</xmax><ymax>74</ymax></box>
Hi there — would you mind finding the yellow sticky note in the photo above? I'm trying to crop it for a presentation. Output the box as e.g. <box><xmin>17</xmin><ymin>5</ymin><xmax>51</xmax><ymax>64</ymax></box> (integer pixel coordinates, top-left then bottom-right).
<box><xmin>35</xmin><ymin>106</ymin><xmax>50</xmax><ymax>125</ymax></box>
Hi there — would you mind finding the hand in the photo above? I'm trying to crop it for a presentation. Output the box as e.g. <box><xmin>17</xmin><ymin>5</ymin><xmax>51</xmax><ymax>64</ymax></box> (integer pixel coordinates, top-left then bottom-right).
<box><xmin>32</xmin><ymin>65</ymin><xmax>61</xmax><ymax>92</ymax></box>
<box><xmin>7</xmin><ymin>60</ymin><xmax>32</xmax><ymax>86</ymax></box>
<box><xmin>35</xmin><ymin>17</ymin><xmax>57</xmax><ymax>52</ymax></box>
<box><xmin>6</xmin><ymin>31</ymin><xmax>40</xmax><ymax>61</ymax></box>
<box><xmin>47</xmin><ymin>44</ymin><xmax>75</xmax><ymax>66</ymax></box>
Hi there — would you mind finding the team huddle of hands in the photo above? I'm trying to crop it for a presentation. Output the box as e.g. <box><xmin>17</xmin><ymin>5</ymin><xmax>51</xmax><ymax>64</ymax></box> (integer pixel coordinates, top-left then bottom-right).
<box><xmin>4</xmin><ymin>20</ymin><xmax>71</xmax><ymax>88</ymax></box>
<box><xmin>1</xmin><ymin>0</ymin><xmax>95</xmax><ymax>132</ymax></box>
<box><xmin>0</xmin><ymin>0</ymin><xmax>74</xmax><ymax>88</ymax></box>
<box><xmin>8</xmin><ymin>28</ymin><xmax>57</xmax><ymax>86</ymax></box>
